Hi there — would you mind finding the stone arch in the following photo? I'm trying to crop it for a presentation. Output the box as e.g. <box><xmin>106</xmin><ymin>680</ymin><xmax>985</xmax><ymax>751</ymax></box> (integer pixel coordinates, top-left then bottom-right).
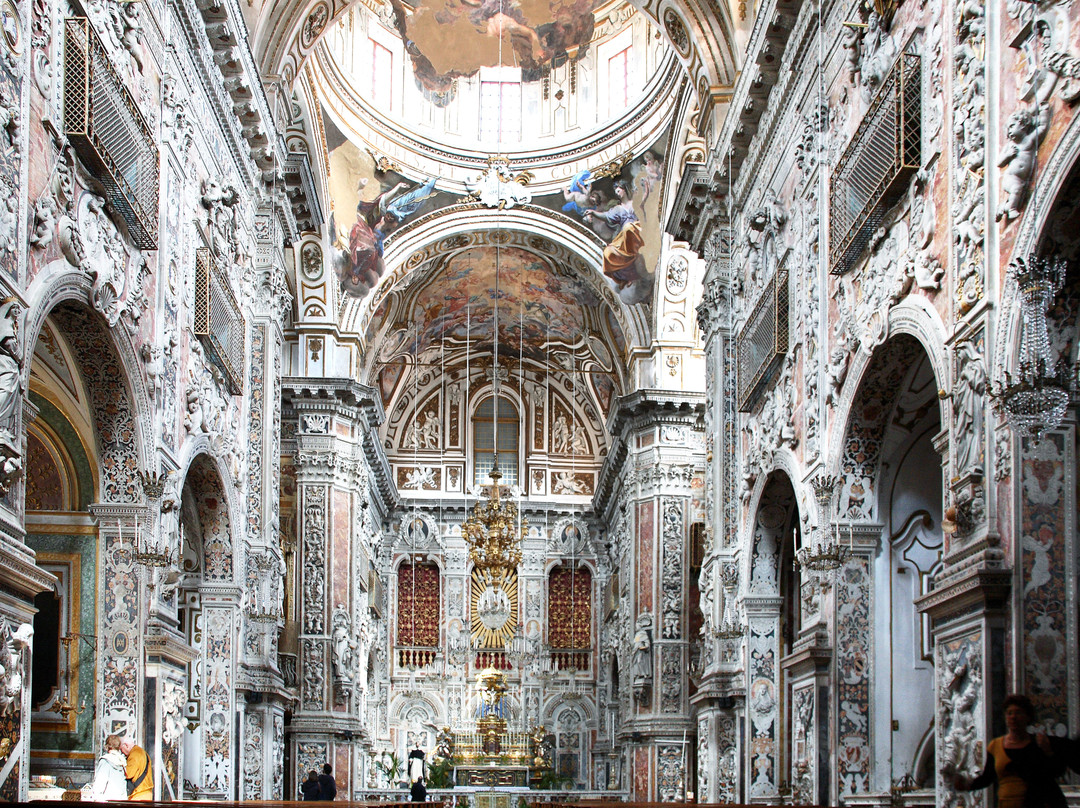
<box><xmin>176</xmin><ymin>452</ymin><xmax>240</xmax><ymax>797</ymax></box>
<box><xmin>23</xmin><ymin>267</ymin><xmax>151</xmax><ymax>505</ymax></box>
<box><xmin>826</xmin><ymin>334</ymin><xmax>945</xmax><ymax>796</ymax></box>
<box><xmin>21</xmin><ymin>271</ymin><xmax>153</xmax><ymax>746</ymax></box>
<box><xmin>395</xmin><ymin>695</ymin><xmax>442</xmax><ymax>727</ymax></box>
<box><xmin>542</xmin><ymin>694</ymin><xmax>595</xmax><ymax>726</ymax></box>
<box><xmin>829</xmin><ymin>334</ymin><xmax>942</xmax><ymax>523</ymax></box>
<box><xmin>743</xmin><ymin>470</ymin><xmax>799</xmax><ymax>801</ymax></box>
<box><xmin>175</xmin><ymin>436</ymin><xmax>244</xmax><ymax>552</ymax></box>
<box><xmin>343</xmin><ymin>212</ymin><xmax>644</xmax><ymax>359</ymax></box>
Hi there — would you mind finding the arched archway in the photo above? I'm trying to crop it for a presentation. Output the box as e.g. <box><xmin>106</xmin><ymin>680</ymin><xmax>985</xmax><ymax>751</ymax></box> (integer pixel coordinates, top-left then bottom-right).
<box><xmin>21</xmin><ymin>296</ymin><xmax>150</xmax><ymax>786</ymax></box>
<box><xmin>175</xmin><ymin>453</ymin><xmax>239</xmax><ymax>799</ymax></box>
<box><xmin>831</xmin><ymin>333</ymin><xmax>945</xmax><ymax>796</ymax></box>
<box><xmin>743</xmin><ymin>470</ymin><xmax>799</xmax><ymax>802</ymax></box>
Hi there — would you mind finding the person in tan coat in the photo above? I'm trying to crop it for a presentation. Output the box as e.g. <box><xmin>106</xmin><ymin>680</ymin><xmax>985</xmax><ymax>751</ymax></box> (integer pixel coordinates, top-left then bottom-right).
<box><xmin>119</xmin><ymin>738</ymin><xmax>152</xmax><ymax>801</ymax></box>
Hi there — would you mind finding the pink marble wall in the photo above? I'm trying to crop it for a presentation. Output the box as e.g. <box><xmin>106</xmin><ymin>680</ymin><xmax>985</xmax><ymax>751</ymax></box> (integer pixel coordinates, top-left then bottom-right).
<box><xmin>332</xmin><ymin>489</ymin><xmax>351</xmax><ymax>612</ymax></box>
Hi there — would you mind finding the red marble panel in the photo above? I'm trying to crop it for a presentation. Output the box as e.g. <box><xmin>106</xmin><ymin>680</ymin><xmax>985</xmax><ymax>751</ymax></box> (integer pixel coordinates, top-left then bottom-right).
<box><xmin>637</xmin><ymin>501</ymin><xmax>654</xmax><ymax>613</ymax></box>
<box><xmin>633</xmin><ymin>746</ymin><xmax>649</xmax><ymax>800</ymax></box>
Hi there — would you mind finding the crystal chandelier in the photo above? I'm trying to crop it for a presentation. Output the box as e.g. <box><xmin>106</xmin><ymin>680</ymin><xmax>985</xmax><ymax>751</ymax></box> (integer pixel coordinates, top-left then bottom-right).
<box><xmin>794</xmin><ymin>474</ymin><xmax>851</xmax><ymax>573</ymax></box>
<box><xmin>463</xmin><ymin>464</ymin><xmax>525</xmax><ymax>586</ymax></box>
<box><xmin>993</xmin><ymin>254</ymin><xmax>1071</xmax><ymax>444</ymax></box>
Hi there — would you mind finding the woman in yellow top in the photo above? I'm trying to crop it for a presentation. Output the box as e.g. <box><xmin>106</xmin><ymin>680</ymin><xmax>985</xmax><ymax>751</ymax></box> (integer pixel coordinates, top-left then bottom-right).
<box><xmin>952</xmin><ymin>694</ymin><xmax>1065</xmax><ymax>808</ymax></box>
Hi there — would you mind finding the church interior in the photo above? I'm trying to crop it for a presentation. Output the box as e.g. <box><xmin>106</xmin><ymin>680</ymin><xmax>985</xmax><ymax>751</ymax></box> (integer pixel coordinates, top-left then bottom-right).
<box><xmin>0</xmin><ymin>0</ymin><xmax>1078</xmax><ymax>802</ymax></box>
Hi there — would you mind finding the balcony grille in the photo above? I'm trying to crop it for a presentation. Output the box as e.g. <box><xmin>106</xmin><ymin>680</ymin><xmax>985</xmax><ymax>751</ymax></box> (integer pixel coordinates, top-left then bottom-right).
<box><xmin>829</xmin><ymin>51</ymin><xmax>921</xmax><ymax>275</ymax></box>
<box><xmin>63</xmin><ymin>18</ymin><xmax>159</xmax><ymax>249</ymax></box>
<box><xmin>194</xmin><ymin>248</ymin><xmax>244</xmax><ymax>395</ymax></box>
<box><xmin>737</xmin><ymin>268</ymin><xmax>788</xmax><ymax>412</ymax></box>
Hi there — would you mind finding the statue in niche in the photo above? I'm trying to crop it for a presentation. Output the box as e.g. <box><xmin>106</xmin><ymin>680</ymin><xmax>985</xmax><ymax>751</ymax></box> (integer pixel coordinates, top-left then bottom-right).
<box><xmin>631</xmin><ymin>613</ymin><xmax>653</xmax><ymax>683</ymax></box>
<box><xmin>953</xmin><ymin>341</ymin><xmax>986</xmax><ymax>479</ymax></box>
<box><xmin>331</xmin><ymin>603</ymin><xmax>356</xmax><ymax>681</ymax></box>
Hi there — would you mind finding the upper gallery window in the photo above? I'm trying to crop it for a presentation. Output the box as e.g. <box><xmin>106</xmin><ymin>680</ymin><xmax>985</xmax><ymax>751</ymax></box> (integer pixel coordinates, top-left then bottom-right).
<box><xmin>473</xmin><ymin>395</ymin><xmax>519</xmax><ymax>487</ymax></box>
<box><xmin>479</xmin><ymin>75</ymin><xmax>522</xmax><ymax>145</ymax></box>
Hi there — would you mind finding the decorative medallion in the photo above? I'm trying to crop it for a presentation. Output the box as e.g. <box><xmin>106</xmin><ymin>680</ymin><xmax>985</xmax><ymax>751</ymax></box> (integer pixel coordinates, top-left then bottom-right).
<box><xmin>300</xmin><ymin>3</ymin><xmax>329</xmax><ymax>50</ymax></box>
<box><xmin>1</xmin><ymin>0</ymin><xmax>19</xmax><ymax>55</ymax></box>
<box><xmin>663</xmin><ymin>8</ymin><xmax>690</xmax><ymax>56</ymax></box>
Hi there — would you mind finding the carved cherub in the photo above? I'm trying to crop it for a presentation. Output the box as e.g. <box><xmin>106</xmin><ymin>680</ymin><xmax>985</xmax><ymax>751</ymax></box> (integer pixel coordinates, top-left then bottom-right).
<box><xmin>997</xmin><ymin>105</ymin><xmax>1050</xmax><ymax>221</ymax></box>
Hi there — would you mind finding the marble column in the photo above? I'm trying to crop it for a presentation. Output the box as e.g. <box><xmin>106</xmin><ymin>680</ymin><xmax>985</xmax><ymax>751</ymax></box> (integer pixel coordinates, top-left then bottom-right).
<box><xmin>286</xmin><ymin>379</ymin><xmax>387</xmax><ymax>799</ymax></box>
<box><xmin>595</xmin><ymin>392</ymin><xmax>705</xmax><ymax>801</ymax></box>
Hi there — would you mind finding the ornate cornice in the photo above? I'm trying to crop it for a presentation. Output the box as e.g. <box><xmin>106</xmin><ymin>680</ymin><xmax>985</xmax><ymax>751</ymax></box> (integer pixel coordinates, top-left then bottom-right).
<box><xmin>915</xmin><ymin>568</ymin><xmax>1011</xmax><ymax>625</ymax></box>
<box><xmin>282</xmin><ymin>378</ymin><xmax>398</xmax><ymax>510</ymax></box>
<box><xmin>144</xmin><ymin>626</ymin><xmax>201</xmax><ymax>664</ymax></box>
<box><xmin>594</xmin><ymin>390</ymin><xmax>706</xmax><ymax>513</ymax></box>
<box><xmin>0</xmin><ymin>540</ymin><xmax>57</xmax><ymax>600</ymax></box>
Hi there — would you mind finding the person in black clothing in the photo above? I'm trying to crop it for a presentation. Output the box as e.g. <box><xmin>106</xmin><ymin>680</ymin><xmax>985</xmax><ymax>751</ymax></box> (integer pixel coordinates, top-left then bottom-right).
<box><xmin>318</xmin><ymin>763</ymin><xmax>337</xmax><ymax>801</ymax></box>
<box><xmin>410</xmin><ymin>776</ymin><xmax>427</xmax><ymax>802</ymax></box>
<box><xmin>301</xmin><ymin>770</ymin><xmax>321</xmax><ymax>801</ymax></box>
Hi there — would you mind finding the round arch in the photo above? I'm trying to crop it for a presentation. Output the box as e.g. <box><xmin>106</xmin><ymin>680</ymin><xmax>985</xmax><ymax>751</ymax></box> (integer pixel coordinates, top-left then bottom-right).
<box><xmin>343</xmin><ymin>209</ymin><xmax>645</xmax><ymax>360</ymax></box>
<box><xmin>22</xmin><ymin>265</ymin><xmax>152</xmax><ymax>504</ymax></box>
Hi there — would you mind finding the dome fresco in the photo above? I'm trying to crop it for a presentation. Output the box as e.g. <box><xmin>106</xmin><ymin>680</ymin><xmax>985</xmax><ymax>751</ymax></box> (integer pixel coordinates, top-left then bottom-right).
<box><xmin>387</xmin><ymin>0</ymin><xmax>606</xmax><ymax>90</ymax></box>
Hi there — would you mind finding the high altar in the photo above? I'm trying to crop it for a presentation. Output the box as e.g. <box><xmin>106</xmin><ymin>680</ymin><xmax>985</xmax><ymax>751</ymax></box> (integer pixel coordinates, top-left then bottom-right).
<box><xmin>442</xmin><ymin>668</ymin><xmax>552</xmax><ymax>788</ymax></box>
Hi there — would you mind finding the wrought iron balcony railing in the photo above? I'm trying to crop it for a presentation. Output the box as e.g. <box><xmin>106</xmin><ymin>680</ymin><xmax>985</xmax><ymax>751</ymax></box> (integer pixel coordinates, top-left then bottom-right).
<box><xmin>64</xmin><ymin>18</ymin><xmax>159</xmax><ymax>249</ymax></box>
<box><xmin>830</xmin><ymin>50</ymin><xmax>921</xmax><ymax>274</ymax></box>
<box><xmin>194</xmin><ymin>248</ymin><xmax>244</xmax><ymax>395</ymax></box>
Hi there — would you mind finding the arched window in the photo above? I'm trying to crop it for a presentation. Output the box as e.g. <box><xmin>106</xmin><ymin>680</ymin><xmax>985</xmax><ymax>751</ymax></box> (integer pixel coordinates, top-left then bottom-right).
<box><xmin>473</xmin><ymin>396</ymin><xmax>518</xmax><ymax>487</ymax></box>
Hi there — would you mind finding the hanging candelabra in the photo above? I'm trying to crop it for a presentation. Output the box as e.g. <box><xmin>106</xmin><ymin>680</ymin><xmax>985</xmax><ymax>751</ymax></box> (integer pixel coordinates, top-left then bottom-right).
<box><xmin>462</xmin><ymin>467</ymin><xmax>525</xmax><ymax>586</ymax></box>
<box><xmin>992</xmin><ymin>254</ymin><xmax>1072</xmax><ymax>444</ymax></box>
<box><xmin>131</xmin><ymin>471</ymin><xmax>174</xmax><ymax>569</ymax></box>
<box><xmin>794</xmin><ymin>474</ymin><xmax>851</xmax><ymax>572</ymax></box>
<box><xmin>713</xmin><ymin>608</ymin><xmax>744</xmax><ymax>640</ymax></box>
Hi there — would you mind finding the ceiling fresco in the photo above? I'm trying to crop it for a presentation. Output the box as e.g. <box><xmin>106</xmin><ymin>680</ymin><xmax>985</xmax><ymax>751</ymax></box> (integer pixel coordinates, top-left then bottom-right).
<box><xmin>376</xmin><ymin>244</ymin><xmax>627</xmax><ymax>361</ymax></box>
<box><xmin>388</xmin><ymin>0</ymin><xmax>605</xmax><ymax>97</ymax></box>
<box><xmin>325</xmin><ymin>111</ymin><xmax>668</xmax><ymax>308</ymax></box>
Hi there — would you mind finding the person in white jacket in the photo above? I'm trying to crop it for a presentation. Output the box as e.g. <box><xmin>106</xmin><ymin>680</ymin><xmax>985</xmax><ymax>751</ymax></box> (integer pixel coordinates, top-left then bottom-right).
<box><xmin>87</xmin><ymin>734</ymin><xmax>128</xmax><ymax>801</ymax></box>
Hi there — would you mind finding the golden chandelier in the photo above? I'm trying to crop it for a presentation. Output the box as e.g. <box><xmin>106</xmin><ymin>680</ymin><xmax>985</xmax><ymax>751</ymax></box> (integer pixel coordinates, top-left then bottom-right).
<box><xmin>462</xmin><ymin>465</ymin><xmax>525</xmax><ymax>584</ymax></box>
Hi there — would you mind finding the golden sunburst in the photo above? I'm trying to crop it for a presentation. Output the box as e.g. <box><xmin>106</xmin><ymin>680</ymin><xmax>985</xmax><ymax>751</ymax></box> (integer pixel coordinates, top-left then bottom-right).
<box><xmin>470</xmin><ymin>566</ymin><xmax>518</xmax><ymax>649</ymax></box>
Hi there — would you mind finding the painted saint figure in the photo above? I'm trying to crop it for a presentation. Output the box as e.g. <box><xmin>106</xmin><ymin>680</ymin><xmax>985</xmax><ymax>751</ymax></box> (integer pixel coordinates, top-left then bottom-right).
<box><xmin>336</xmin><ymin>176</ymin><xmax>440</xmax><ymax>298</ymax></box>
<box><xmin>584</xmin><ymin>180</ymin><xmax>646</xmax><ymax>291</ymax></box>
